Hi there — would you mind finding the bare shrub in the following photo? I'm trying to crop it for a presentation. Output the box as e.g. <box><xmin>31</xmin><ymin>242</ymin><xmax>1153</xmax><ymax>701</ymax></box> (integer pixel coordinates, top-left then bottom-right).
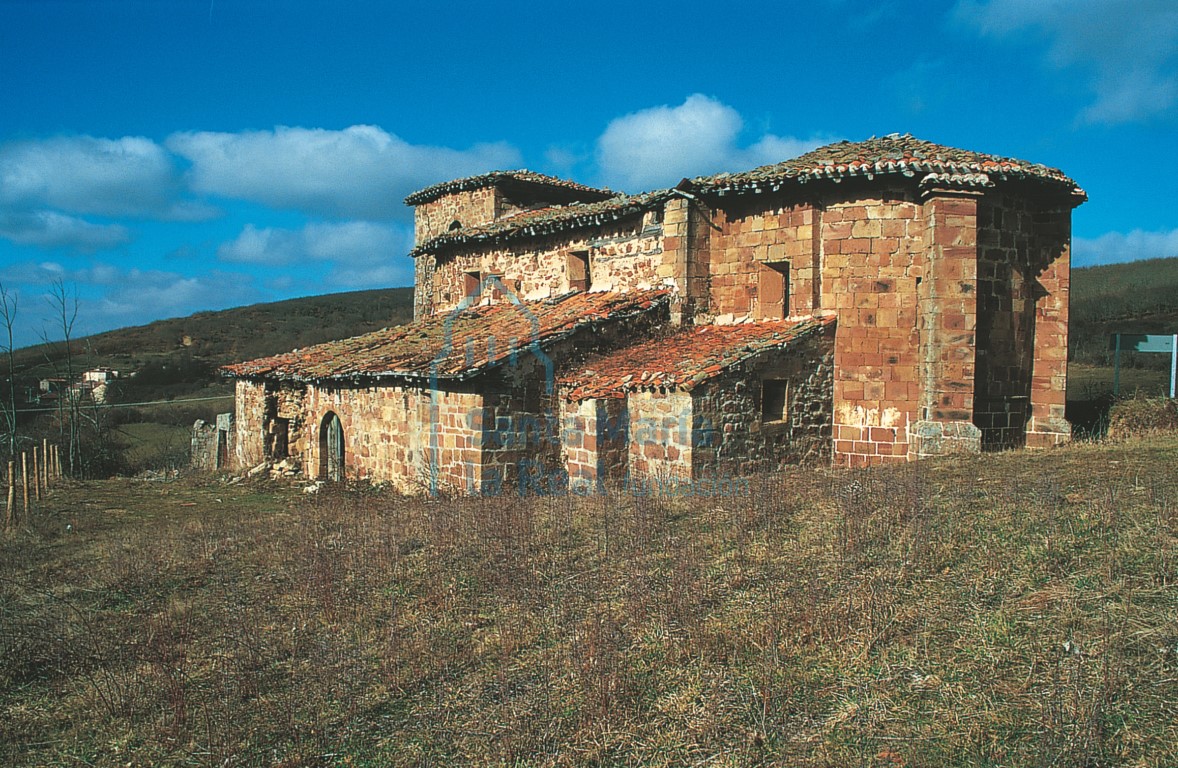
<box><xmin>1106</xmin><ymin>394</ymin><xmax>1178</xmax><ymax>439</ymax></box>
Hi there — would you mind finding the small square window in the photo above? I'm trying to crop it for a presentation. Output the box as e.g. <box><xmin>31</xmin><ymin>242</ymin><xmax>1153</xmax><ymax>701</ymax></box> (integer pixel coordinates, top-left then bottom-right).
<box><xmin>761</xmin><ymin>380</ymin><xmax>789</xmax><ymax>423</ymax></box>
<box><xmin>463</xmin><ymin>271</ymin><xmax>481</xmax><ymax>297</ymax></box>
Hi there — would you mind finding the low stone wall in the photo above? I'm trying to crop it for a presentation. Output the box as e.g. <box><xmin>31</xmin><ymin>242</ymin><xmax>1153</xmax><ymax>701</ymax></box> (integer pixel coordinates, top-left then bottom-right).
<box><xmin>191</xmin><ymin>413</ymin><xmax>235</xmax><ymax>471</ymax></box>
<box><xmin>691</xmin><ymin>326</ymin><xmax>835</xmax><ymax>477</ymax></box>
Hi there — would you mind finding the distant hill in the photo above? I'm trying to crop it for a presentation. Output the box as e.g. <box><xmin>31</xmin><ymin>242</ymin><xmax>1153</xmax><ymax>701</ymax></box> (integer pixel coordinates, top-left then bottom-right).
<box><xmin>1070</xmin><ymin>256</ymin><xmax>1178</xmax><ymax>366</ymax></box>
<box><xmin>15</xmin><ymin>286</ymin><xmax>413</xmax><ymax>370</ymax></box>
<box><xmin>11</xmin><ymin>287</ymin><xmax>414</xmax><ymax>403</ymax></box>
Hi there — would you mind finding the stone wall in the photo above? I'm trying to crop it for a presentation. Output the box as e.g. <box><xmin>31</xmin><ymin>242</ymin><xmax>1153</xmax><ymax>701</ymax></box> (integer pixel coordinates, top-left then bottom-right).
<box><xmin>561</xmin><ymin>397</ymin><xmax>628</xmax><ymax>492</ymax></box>
<box><xmin>706</xmin><ymin>196</ymin><xmax>821</xmax><ymax>319</ymax></box>
<box><xmin>690</xmin><ymin>325</ymin><xmax>835</xmax><ymax>477</ymax></box>
<box><xmin>429</xmin><ymin>214</ymin><xmax>666</xmax><ymax>313</ymax></box>
<box><xmin>413</xmin><ymin>253</ymin><xmax>436</xmax><ymax>320</ymax></box>
<box><xmin>972</xmin><ymin>192</ymin><xmax>1072</xmax><ymax>450</ymax></box>
<box><xmin>191</xmin><ymin>419</ymin><xmax>217</xmax><ymax>470</ymax></box>
<box><xmin>627</xmin><ymin>391</ymin><xmax>693</xmax><ymax>481</ymax></box>
<box><xmin>302</xmin><ymin>382</ymin><xmax>484</xmax><ymax>493</ymax></box>
<box><xmin>700</xmin><ymin>185</ymin><xmax>933</xmax><ymax>467</ymax></box>
<box><xmin>974</xmin><ymin>191</ymin><xmax>1039</xmax><ymax>449</ymax></box>
<box><xmin>1024</xmin><ymin>205</ymin><xmax>1071</xmax><ymax>449</ymax></box>
<box><xmin>191</xmin><ymin>413</ymin><xmax>235</xmax><ymax>471</ymax></box>
<box><xmin>911</xmin><ymin>190</ymin><xmax>982</xmax><ymax>458</ymax></box>
<box><xmin>819</xmin><ymin>188</ymin><xmax>927</xmax><ymax>466</ymax></box>
<box><xmin>414</xmin><ymin>187</ymin><xmax>499</xmax><ymax>244</ymax></box>
<box><xmin>234</xmin><ymin>379</ymin><xmax>267</xmax><ymax>469</ymax></box>
<box><xmin>479</xmin><ymin>355</ymin><xmax>563</xmax><ymax>495</ymax></box>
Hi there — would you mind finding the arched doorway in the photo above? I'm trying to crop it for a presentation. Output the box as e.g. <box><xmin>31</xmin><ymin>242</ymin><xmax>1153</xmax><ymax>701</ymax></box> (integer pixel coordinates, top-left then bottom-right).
<box><xmin>320</xmin><ymin>412</ymin><xmax>345</xmax><ymax>481</ymax></box>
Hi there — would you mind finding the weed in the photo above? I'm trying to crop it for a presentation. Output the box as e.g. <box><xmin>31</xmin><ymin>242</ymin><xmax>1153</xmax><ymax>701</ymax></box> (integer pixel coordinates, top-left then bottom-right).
<box><xmin>0</xmin><ymin>439</ymin><xmax>1176</xmax><ymax>765</ymax></box>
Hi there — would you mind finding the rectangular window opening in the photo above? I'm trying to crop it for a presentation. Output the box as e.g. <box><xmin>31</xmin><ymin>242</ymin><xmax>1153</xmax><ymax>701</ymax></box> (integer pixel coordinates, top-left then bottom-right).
<box><xmin>761</xmin><ymin>380</ymin><xmax>790</xmax><ymax>424</ymax></box>
<box><xmin>273</xmin><ymin>417</ymin><xmax>289</xmax><ymax>460</ymax></box>
<box><xmin>463</xmin><ymin>271</ymin><xmax>481</xmax><ymax>298</ymax></box>
<box><xmin>758</xmin><ymin>261</ymin><xmax>790</xmax><ymax>319</ymax></box>
<box><xmin>567</xmin><ymin>250</ymin><xmax>590</xmax><ymax>292</ymax></box>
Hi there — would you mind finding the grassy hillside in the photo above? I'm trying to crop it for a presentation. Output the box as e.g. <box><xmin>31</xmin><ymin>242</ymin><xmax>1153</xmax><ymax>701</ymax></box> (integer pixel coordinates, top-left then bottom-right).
<box><xmin>11</xmin><ymin>286</ymin><xmax>414</xmax><ymax>387</ymax></box>
<box><xmin>1071</xmin><ymin>256</ymin><xmax>1178</xmax><ymax>368</ymax></box>
<box><xmin>1</xmin><ymin>435</ymin><xmax>1175</xmax><ymax>766</ymax></box>
<box><xmin>0</xmin><ymin>287</ymin><xmax>414</xmax><ymax>474</ymax></box>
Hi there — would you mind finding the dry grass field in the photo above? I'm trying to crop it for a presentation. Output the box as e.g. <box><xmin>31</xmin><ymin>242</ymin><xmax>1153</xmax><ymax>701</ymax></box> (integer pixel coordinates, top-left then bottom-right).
<box><xmin>1</xmin><ymin>432</ymin><xmax>1176</xmax><ymax>767</ymax></box>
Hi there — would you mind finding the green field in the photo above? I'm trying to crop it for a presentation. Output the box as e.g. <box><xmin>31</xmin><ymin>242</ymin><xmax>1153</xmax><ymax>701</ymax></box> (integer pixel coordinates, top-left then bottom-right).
<box><xmin>2</xmin><ymin>433</ymin><xmax>1175</xmax><ymax>766</ymax></box>
<box><xmin>116</xmin><ymin>422</ymin><xmax>197</xmax><ymax>471</ymax></box>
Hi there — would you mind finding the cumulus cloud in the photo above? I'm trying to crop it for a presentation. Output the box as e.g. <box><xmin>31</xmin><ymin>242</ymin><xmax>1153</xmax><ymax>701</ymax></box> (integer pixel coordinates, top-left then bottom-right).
<box><xmin>168</xmin><ymin>125</ymin><xmax>522</xmax><ymax>220</ymax></box>
<box><xmin>0</xmin><ymin>135</ymin><xmax>205</xmax><ymax>219</ymax></box>
<box><xmin>595</xmin><ymin>94</ymin><xmax>829</xmax><ymax>191</ymax></box>
<box><xmin>0</xmin><ymin>262</ymin><xmax>262</xmax><ymax>346</ymax></box>
<box><xmin>218</xmin><ymin>221</ymin><xmax>410</xmax><ymax>267</ymax></box>
<box><xmin>328</xmin><ymin>264</ymin><xmax>413</xmax><ymax>289</ymax></box>
<box><xmin>93</xmin><ymin>269</ymin><xmax>258</xmax><ymax>322</ymax></box>
<box><xmin>0</xmin><ymin>211</ymin><xmax>131</xmax><ymax>251</ymax></box>
<box><xmin>955</xmin><ymin>0</ymin><xmax>1178</xmax><ymax>124</ymax></box>
<box><xmin>1073</xmin><ymin>228</ymin><xmax>1178</xmax><ymax>266</ymax></box>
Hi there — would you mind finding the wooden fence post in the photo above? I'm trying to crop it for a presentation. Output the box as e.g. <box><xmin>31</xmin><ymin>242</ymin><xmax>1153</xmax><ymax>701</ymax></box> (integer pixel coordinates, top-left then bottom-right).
<box><xmin>42</xmin><ymin>439</ymin><xmax>49</xmax><ymax>490</ymax></box>
<box><xmin>21</xmin><ymin>452</ymin><xmax>28</xmax><ymax>515</ymax></box>
<box><xmin>5</xmin><ymin>461</ymin><xmax>13</xmax><ymax>530</ymax></box>
<box><xmin>32</xmin><ymin>447</ymin><xmax>40</xmax><ymax>501</ymax></box>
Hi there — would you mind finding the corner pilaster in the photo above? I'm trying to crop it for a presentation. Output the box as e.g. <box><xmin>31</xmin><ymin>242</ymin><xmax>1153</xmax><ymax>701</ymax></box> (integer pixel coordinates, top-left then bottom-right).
<box><xmin>911</xmin><ymin>188</ymin><xmax>982</xmax><ymax>458</ymax></box>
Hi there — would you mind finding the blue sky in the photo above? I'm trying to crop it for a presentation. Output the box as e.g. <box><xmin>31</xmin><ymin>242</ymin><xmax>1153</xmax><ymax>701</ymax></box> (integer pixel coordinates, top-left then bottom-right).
<box><xmin>1</xmin><ymin>0</ymin><xmax>1176</xmax><ymax>347</ymax></box>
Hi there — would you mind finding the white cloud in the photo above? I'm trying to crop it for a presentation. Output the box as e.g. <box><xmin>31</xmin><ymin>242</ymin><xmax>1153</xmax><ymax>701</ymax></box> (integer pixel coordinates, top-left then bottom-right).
<box><xmin>168</xmin><ymin>125</ymin><xmax>522</xmax><ymax>220</ymax></box>
<box><xmin>955</xmin><ymin>0</ymin><xmax>1178</xmax><ymax>124</ymax></box>
<box><xmin>1073</xmin><ymin>228</ymin><xmax>1178</xmax><ymax>266</ymax></box>
<box><xmin>218</xmin><ymin>221</ymin><xmax>410</xmax><ymax>267</ymax></box>
<box><xmin>0</xmin><ymin>210</ymin><xmax>131</xmax><ymax>251</ymax></box>
<box><xmin>328</xmin><ymin>264</ymin><xmax>413</xmax><ymax>289</ymax></box>
<box><xmin>0</xmin><ymin>135</ymin><xmax>204</xmax><ymax>219</ymax></box>
<box><xmin>595</xmin><ymin>94</ymin><xmax>830</xmax><ymax>191</ymax></box>
<box><xmin>94</xmin><ymin>270</ymin><xmax>257</xmax><ymax>322</ymax></box>
<box><xmin>0</xmin><ymin>262</ymin><xmax>262</xmax><ymax>346</ymax></box>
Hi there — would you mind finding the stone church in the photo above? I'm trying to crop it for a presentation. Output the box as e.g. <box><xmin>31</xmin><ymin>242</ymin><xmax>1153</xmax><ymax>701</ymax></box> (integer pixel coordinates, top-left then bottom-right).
<box><xmin>222</xmin><ymin>133</ymin><xmax>1085</xmax><ymax>494</ymax></box>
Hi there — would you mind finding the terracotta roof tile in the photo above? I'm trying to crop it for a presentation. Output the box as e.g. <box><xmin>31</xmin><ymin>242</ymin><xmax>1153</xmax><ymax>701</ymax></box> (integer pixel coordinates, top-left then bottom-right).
<box><xmin>404</xmin><ymin>170</ymin><xmax>614</xmax><ymax>206</ymax></box>
<box><xmin>223</xmin><ymin>289</ymin><xmax>671</xmax><ymax>383</ymax></box>
<box><xmin>409</xmin><ymin>190</ymin><xmax>673</xmax><ymax>257</ymax></box>
<box><xmin>685</xmin><ymin>133</ymin><xmax>1085</xmax><ymax>200</ymax></box>
<box><xmin>560</xmin><ymin>315</ymin><xmax>835</xmax><ymax>402</ymax></box>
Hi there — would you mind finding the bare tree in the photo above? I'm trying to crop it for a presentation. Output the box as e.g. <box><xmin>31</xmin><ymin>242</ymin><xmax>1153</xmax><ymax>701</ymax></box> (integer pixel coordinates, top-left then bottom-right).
<box><xmin>0</xmin><ymin>283</ymin><xmax>17</xmax><ymax>459</ymax></box>
<box><xmin>44</xmin><ymin>280</ymin><xmax>81</xmax><ymax>476</ymax></box>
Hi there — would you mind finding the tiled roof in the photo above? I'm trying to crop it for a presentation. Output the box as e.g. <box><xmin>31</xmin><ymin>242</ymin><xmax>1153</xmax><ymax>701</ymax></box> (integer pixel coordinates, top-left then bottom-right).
<box><xmin>685</xmin><ymin>133</ymin><xmax>1085</xmax><ymax>200</ymax></box>
<box><xmin>560</xmin><ymin>315</ymin><xmax>835</xmax><ymax>402</ymax></box>
<box><xmin>409</xmin><ymin>190</ymin><xmax>674</xmax><ymax>257</ymax></box>
<box><xmin>404</xmin><ymin>170</ymin><xmax>615</xmax><ymax>206</ymax></box>
<box><xmin>223</xmin><ymin>289</ymin><xmax>671</xmax><ymax>383</ymax></box>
